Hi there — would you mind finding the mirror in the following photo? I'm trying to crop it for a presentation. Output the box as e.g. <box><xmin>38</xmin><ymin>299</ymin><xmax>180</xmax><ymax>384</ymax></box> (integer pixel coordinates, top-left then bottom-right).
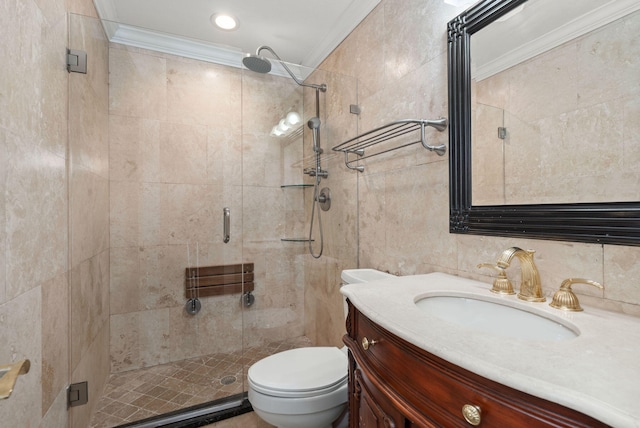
<box><xmin>448</xmin><ymin>0</ymin><xmax>640</xmax><ymax>246</ymax></box>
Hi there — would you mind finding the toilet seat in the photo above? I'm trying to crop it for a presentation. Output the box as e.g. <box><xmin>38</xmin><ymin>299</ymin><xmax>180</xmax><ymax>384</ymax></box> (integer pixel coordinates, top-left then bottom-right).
<box><xmin>248</xmin><ymin>347</ymin><xmax>347</xmax><ymax>398</ymax></box>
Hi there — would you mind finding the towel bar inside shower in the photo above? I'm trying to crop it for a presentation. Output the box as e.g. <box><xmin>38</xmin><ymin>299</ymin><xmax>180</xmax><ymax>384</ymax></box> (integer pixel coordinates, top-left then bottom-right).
<box><xmin>331</xmin><ymin>118</ymin><xmax>447</xmax><ymax>172</ymax></box>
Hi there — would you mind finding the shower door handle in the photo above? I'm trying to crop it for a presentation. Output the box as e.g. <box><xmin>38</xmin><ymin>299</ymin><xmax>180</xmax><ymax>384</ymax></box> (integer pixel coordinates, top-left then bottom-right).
<box><xmin>223</xmin><ymin>207</ymin><xmax>230</xmax><ymax>243</ymax></box>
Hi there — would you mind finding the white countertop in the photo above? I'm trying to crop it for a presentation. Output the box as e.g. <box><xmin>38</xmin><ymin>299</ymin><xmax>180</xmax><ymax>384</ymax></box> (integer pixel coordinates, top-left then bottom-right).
<box><xmin>340</xmin><ymin>272</ymin><xmax>640</xmax><ymax>428</ymax></box>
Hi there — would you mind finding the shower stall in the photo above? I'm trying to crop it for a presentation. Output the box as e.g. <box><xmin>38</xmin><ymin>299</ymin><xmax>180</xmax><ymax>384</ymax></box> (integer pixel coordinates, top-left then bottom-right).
<box><xmin>67</xmin><ymin>15</ymin><xmax>359</xmax><ymax>427</ymax></box>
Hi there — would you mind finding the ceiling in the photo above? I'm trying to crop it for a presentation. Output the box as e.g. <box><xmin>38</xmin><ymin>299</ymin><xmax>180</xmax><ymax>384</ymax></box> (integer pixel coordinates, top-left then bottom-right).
<box><xmin>94</xmin><ymin>0</ymin><xmax>381</xmax><ymax>72</ymax></box>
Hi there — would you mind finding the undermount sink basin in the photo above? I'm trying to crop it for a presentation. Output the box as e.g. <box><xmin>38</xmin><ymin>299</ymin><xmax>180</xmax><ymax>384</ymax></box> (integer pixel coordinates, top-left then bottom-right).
<box><xmin>415</xmin><ymin>296</ymin><xmax>578</xmax><ymax>341</ymax></box>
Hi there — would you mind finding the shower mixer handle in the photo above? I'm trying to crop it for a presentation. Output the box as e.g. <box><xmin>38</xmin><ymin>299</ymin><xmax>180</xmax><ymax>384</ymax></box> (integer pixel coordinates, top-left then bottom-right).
<box><xmin>317</xmin><ymin>187</ymin><xmax>331</xmax><ymax>211</ymax></box>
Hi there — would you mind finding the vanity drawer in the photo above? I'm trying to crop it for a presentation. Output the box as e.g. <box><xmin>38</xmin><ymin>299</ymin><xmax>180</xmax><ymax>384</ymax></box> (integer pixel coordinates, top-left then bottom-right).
<box><xmin>347</xmin><ymin>306</ymin><xmax>608</xmax><ymax>427</ymax></box>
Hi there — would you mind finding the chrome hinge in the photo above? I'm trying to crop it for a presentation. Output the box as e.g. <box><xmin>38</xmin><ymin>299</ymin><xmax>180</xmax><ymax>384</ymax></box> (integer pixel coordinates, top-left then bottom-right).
<box><xmin>67</xmin><ymin>49</ymin><xmax>87</xmax><ymax>74</ymax></box>
<box><xmin>67</xmin><ymin>381</ymin><xmax>88</xmax><ymax>407</ymax></box>
<box><xmin>349</xmin><ymin>104</ymin><xmax>361</xmax><ymax>115</ymax></box>
<box><xmin>498</xmin><ymin>127</ymin><xmax>507</xmax><ymax>140</ymax></box>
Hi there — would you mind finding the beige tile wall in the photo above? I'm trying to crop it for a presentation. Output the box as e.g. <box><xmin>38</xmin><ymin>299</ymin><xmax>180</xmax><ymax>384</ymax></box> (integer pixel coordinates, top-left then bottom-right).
<box><xmin>311</xmin><ymin>0</ymin><xmax>640</xmax><ymax>347</ymax></box>
<box><xmin>0</xmin><ymin>0</ymin><xmax>109</xmax><ymax>427</ymax></box>
<box><xmin>108</xmin><ymin>45</ymin><xmax>313</xmax><ymax>373</ymax></box>
<box><xmin>302</xmin><ymin>69</ymin><xmax>359</xmax><ymax>347</ymax></box>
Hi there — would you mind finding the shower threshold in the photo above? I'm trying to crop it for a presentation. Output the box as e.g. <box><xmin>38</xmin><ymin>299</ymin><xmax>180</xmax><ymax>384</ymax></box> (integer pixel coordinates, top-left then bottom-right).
<box><xmin>114</xmin><ymin>393</ymin><xmax>251</xmax><ymax>428</ymax></box>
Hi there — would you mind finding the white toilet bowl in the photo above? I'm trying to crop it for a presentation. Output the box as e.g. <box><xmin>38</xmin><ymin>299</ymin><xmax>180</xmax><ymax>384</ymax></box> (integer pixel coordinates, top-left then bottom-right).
<box><xmin>247</xmin><ymin>347</ymin><xmax>348</xmax><ymax>428</ymax></box>
<box><xmin>247</xmin><ymin>269</ymin><xmax>395</xmax><ymax>428</ymax></box>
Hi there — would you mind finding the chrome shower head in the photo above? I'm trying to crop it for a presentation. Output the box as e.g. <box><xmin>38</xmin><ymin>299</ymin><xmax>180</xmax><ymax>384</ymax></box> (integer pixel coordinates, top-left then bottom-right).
<box><xmin>243</xmin><ymin>45</ymin><xmax>327</xmax><ymax>92</ymax></box>
<box><xmin>242</xmin><ymin>54</ymin><xmax>272</xmax><ymax>74</ymax></box>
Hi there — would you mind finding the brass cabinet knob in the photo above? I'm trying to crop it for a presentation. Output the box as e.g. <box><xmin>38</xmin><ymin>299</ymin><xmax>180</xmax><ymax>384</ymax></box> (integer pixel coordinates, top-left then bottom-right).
<box><xmin>361</xmin><ymin>337</ymin><xmax>378</xmax><ymax>350</ymax></box>
<box><xmin>462</xmin><ymin>404</ymin><xmax>481</xmax><ymax>426</ymax></box>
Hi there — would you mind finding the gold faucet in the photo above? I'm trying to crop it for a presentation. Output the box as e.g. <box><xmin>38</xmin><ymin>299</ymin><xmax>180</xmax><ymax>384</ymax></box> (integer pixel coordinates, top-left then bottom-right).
<box><xmin>0</xmin><ymin>359</ymin><xmax>30</xmax><ymax>400</ymax></box>
<box><xmin>496</xmin><ymin>247</ymin><xmax>546</xmax><ymax>302</ymax></box>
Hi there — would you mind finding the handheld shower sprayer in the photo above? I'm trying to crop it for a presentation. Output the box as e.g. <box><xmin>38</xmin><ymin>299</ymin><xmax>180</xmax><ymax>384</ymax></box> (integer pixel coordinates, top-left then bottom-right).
<box><xmin>306</xmin><ymin>114</ymin><xmax>328</xmax><ymax>259</ymax></box>
<box><xmin>307</xmin><ymin>117</ymin><xmax>321</xmax><ymax>153</ymax></box>
<box><xmin>307</xmin><ymin>117</ymin><xmax>321</xmax><ymax>129</ymax></box>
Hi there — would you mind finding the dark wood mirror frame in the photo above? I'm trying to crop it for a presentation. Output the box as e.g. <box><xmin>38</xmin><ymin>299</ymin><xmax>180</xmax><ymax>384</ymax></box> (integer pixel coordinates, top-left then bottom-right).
<box><xmin>447</xmin><ymin>0</ymin><xmax>640</xmax><ymax>246</ymax></box>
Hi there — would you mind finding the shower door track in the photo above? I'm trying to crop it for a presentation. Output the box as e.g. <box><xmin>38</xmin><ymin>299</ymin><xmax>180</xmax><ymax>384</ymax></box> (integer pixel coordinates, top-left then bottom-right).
<box><xmin>115</xmin><ymin>393</ymin><xmax>251</xmax><ymax>428</ymax></box>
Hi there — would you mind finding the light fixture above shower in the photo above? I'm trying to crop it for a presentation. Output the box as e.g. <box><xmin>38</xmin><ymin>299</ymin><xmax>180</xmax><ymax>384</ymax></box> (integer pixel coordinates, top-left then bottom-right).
<box><xmin>271</xmin><ymin>111</ymin><xmax>302</xmax><ymax>137</ymax></box>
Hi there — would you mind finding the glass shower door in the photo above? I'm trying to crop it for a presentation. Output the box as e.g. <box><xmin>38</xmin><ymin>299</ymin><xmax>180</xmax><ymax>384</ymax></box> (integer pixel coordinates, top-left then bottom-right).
<box><xmin>84</xmin><ymin>15</ymin><xmax>357</xmax><ymax>426</ymax></box>
<box><xmin>87</xmin><ymin>17</ymin><xmax>248</xmax><ymax>426</ymax></box>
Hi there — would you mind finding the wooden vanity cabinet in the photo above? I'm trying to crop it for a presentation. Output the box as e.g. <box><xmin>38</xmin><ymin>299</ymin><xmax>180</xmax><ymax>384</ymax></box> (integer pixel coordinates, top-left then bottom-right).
<box><xmin>344</xmin><ymin>302</ymin><xmax>609</xmax><ymax>428</ymax></box>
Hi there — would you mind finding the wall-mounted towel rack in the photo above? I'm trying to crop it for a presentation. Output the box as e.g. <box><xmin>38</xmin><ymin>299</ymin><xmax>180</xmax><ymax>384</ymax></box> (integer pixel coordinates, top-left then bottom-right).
<box><xmin>331</xmin><ymin>118</ymin><xmax>447</xmax><ymax>172</ymax></box>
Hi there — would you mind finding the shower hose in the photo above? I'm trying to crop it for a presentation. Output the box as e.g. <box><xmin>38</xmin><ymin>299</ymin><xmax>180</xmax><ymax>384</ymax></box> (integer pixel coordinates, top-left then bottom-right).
<box><xmin>308</xmin><ymin>172</ymin><xmax>324</xmax><ymax>259</ymax></box>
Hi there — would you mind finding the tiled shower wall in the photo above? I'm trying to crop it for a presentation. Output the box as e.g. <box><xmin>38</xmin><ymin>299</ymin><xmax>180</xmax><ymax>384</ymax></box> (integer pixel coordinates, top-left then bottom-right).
<box><xmin>311</xmin><ymin>0</ymin><xmax>640</xmax><ymax>348</ymax></box>
<box><xmin>108</xmin><ymin>45</ymin><xmax>309</xmax><ymax>373</ymax></box>
<box><xmin>302</xmin><ymin>70</ymin><xmax>359</xmax><ymax>347</ymax></box>
<box><xmin>0</xmin><ymin>1</ymin><xmax>110</xmax><ymax>427</ymax></box>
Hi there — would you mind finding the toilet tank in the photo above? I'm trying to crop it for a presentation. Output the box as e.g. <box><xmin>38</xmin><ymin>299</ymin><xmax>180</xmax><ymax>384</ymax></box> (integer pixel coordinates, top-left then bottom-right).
<box><xmin>340</xmin><ymin>269</ymin><xmax>396</xmax><ymax>319</ymax></box>
<box><xmin>341</xmin><ymin>269</ymin><xmax>395</xmax><ymax>285</ymax></box>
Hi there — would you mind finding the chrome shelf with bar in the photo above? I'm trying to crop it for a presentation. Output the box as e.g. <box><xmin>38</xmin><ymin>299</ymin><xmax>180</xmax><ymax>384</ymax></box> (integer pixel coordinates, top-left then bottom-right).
<box><xmin>331</xmin><ymin>118</ymin><xmax>447</xmax><ymax>172</ymax></box>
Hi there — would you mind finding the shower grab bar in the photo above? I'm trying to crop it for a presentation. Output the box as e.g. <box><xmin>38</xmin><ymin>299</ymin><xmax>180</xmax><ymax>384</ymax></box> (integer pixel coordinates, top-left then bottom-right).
<box><xmin>331</xmin><ymin>118</ymin><xmax>447</xmax><ymax>172</ymax></box>
<box><xmin>223</xmin><ymin>207</ymin><xmax>230</xmax><ymax>243</ymax></box>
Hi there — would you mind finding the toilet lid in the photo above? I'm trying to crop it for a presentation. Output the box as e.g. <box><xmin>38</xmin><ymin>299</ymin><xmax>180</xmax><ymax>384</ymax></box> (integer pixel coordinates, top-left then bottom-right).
<box><xmin>248</xmin><ymin>347</ymin><xmax>347</xmax><ymax>395</ymax></box>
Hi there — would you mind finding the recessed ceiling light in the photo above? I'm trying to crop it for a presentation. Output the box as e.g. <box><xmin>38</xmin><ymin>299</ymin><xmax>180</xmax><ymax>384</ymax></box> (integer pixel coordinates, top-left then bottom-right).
<box><xmin>211</xmin><ymin>13</ymin><xmax>238</xmax><ymax>31</ymax></box>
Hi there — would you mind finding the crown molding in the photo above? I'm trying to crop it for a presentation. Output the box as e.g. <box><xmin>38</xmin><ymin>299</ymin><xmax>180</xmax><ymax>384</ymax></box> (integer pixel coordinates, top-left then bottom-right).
<box><xmin>107</xmin><ymin>24</ymin><xmax>244</xmax><ymax>68</ymax></box>
<box><xmin>105</xmin><ymin>23</ymin><xmax>314</xmax><ymax>81</ymax></box>
<box><xmin>94</xmin><ymin>0</ymin><xmax>380</xmax><ymax>78</ymax></box>
<box><xmin>302</xmin><ymin>0</ymin><xmax>381</xmax><ymax>68</ymax></box>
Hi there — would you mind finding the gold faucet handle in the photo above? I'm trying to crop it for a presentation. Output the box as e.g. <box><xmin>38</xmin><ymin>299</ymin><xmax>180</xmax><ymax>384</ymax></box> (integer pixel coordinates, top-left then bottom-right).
<box><xmin>477</xmin><ymin>263</ymin><xmax>515</xmax><ymax>295</ymax></box>
<box><xmin>549</xmin><ymin>278</ymin><xmax>603</xmax><ymax>312</ymax></box>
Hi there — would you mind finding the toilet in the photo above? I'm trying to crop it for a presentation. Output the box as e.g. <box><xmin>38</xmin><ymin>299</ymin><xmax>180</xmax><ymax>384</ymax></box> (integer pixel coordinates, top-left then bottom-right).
<box><xmin>247</xmin><ymin>269</ymin><xmax>395</xmax><ymax>428</ymax></box>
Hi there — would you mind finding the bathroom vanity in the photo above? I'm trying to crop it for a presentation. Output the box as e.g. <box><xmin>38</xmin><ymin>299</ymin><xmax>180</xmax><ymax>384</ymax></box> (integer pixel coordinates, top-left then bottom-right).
<box><xmin>345</xmin><ymin>304</ymin><xmax>605</xmax><ymax>427</ymax></box>
<box><xmin>341</xmin><ymin>273</ymin><xmax>640</xmax><ymax>427</ymax></box>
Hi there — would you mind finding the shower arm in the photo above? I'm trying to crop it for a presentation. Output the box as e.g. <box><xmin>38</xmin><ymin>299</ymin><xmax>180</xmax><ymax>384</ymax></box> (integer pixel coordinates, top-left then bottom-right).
<box><xmin>256</xmin><ymin>46</ymin><xmax>327</xmax><ymax>92</ymax></box>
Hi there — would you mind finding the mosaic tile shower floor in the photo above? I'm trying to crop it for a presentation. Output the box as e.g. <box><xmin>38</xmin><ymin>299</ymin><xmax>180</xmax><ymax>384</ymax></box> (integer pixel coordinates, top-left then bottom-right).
<box><xmin>90</xmin><ymin>336</ymin><xmax>312</xmax><ymax>428</ymax></box>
